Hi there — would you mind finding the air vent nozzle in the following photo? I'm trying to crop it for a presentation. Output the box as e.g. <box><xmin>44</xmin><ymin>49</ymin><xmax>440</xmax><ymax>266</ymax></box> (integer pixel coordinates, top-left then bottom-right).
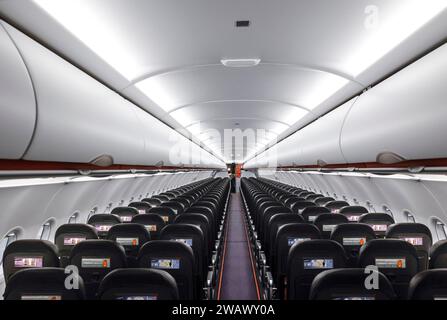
<box><xmin>376</xmin><ymin>152</ymin><xmax>406</xmax><ymax>165</ymax></box>
<box><xmin>90</xmin><ymin>155</ymin><xmax>114</xmax><ymax>167</ymax></box>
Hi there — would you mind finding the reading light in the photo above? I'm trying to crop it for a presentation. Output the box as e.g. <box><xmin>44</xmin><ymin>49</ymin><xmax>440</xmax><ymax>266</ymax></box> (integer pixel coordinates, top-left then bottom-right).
<box><xmin>221</xmin><ymin>58</ymin><xmax>261</xmax><ymax>68</ymax></box>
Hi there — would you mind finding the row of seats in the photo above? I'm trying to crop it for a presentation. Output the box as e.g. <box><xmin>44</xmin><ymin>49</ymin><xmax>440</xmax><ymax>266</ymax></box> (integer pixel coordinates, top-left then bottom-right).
<box><xmin>241</xmin><ymin>177</ymin><xmax>447</xmax><ymax>300</ymax></box>
<box><xmin>2</xmin><ymin>177</ymin><xmax>231</xmax><ymax>300</ymax></box>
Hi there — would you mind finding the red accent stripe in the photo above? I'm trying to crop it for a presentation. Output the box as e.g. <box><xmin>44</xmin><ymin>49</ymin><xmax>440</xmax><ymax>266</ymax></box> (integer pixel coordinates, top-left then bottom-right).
<box><xmin>216</xmin><ymin>208</ymin><xmax>230</xmax><ymax>300</ymax></box>
<box><xmin>242</xmin><ymin>206</ymin><xmax>262</xmax><ymax>300</ymax></box>
<box><xmin>244</xmin><ymin>158</ymin><xmax>447</xmax><ymax>170</ymax></box>
<box><xmin>0</xmin><ymin>159</ymin><xmax>214</xmax><ymax>171</ymax></box>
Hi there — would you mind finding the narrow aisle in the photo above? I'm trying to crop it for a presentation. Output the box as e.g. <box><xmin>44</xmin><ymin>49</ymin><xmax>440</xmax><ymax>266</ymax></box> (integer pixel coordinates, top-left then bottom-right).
<box><xmin>218</xmin><ymin>193</ymin><xmax>260</xmax><ymax>300</ymax></box>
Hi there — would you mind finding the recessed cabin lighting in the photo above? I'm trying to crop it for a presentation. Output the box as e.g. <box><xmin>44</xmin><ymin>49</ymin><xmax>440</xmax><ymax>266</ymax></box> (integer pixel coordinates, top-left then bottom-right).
<box><xmin>221</xmin><ymin>58</ymin><xmax>261</xmax><ymax>68</ymax></box>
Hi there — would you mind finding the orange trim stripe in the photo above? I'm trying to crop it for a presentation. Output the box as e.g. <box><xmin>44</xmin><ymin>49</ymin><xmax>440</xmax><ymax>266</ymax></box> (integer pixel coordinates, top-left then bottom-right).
<box><xmin>216</xmin><ymin>203</ymin><xmax>230</xmax><ymax>300</ymax></box>
<box><xmin>243</xmin><ymin>208</ymin><xmax>262</xmax><ymax>300</ymax></box>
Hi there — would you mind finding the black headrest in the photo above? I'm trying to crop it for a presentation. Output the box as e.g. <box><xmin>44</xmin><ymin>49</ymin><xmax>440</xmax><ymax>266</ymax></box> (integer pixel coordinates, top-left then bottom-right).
<box><xmin>128</xmin><ymin>202</ymin><xmax>152</xmax><ymax>214</ymax></box>
<box><xmin>331</xmin><ymin>223</ymin><xmax>376</xmax><ymax>249</ymax></box>
<box><xmin>429</xmin><ymin>240</ymin><xmax>447</xmax><ymax>268</ymax></box>
<box><xmin>54</xmin><ymin>224</ymin><xmax>99</xmax><ymax>256</ymax></box>
<box><xmin>339</xmin><ymin>206</ymin><xmax>368</xmax><ymax>214</ymax></box>
<box><xmin>269</xmin><ymin>213</ymin><xmax>305</xmax><ymax>225</ymax></box>
<box><xmin>3</xmin><ymin>267</ymin><xmax>86</xmax><ymax>300</ymax></box>
<box><xmin>186</xmin><ymin>206</ymin><xmax>214</xmax><ymax>215</ymax></box>
<box><xmin>2</xmin><ymin>240</ymin><xmax>60</xmax><ymax>283</ymax></box>
<box><xmin>160</xmin><ymin>224</ymin><xmax>203</xmax><ymax>241</ymax></box>
<box><xmin>358</xmin><ymin>239</ymin><xmax>419</xmax><ymax>274</ymax></box>
<box><xmin>287</xmin><ymin>240</ymin><xmax>347</xmax><ymax>272</ymax></box>
<box><xmin>324</xmin><ymin>201</ymin><xmax>350</xmax><ymax>213</ymax></box>
<box><xmin>142</xmin><ymin>198</ymin><xmax>162</xmax><ymax>207</ymax></box>
<box><xmin>163</xmin><ymin>201</ymin><xmax>186</xmax><ymax>214</ymax></box>
<box><xmin>106</xmin><ymin>224</ymin><xmax>151</xmax><ymax>254</ymax></box>
<box><xmin>97</xmin><ymin>268</ymin><xmax>179</xmax><ymax>300</ymax></box>
<box><xmin>314</xmin><ymin>214</ymin><xmax>349</xmax><ymax>237</ymax></box>
<box><xmin>87</xmin><ymin>213</ymin><xmax>122</xmax><ymax>225</ymax></box>
<box><xmin>175</xmin><ymin>213</ymin><xmax>210</xmax><ymax>226</ymax></box>
<box><xmin>309</xmin><ymin>268</ymin><xmax>396</xmax><ymax>300</ymax></box>
<box><xmin>148</xmin><ymin>206</ymin><xmax>177</xmax><ymax>223</ymax></box>
<box><xmin>277</xmin><ymin>223</ymin><xmax>321</xmax><ymax>240</ymax></box>
<box><xmin>359</xmin><ymin>213</ymin><xmax>395</xmax><ymax>224</ymax></box>
<box><xmin>338</xmin><ymin>206</ymin><xmax>368</xmax><ymax>222</ymax></box>
<box><xmin>301</xmin><ymin>207</ymin><xmax>331</xmax><ymax>222</ymax></box>
<box><xmin>264</xmin><ymin>206</ymin><xmax>292</xmax><ymax>215</ymax></box>
<box><xmin>291</xmin><ymin>201</ymin><xmax>316</xmax><ymax>213</ymax></box>
<box><xmin>69</xmin><ymin>240</ymin><xmax>127</xmax><ymax>271</ymax></box>
<box><xmin>138</xmin><ymin>240</ymin><xmax>195</xmax><ymax>272</ymax></box>
<box><xmin>131</xmin><ymin>213</ymin><xmax>166</xmax><ymax>233</ymax></box>
<box><xmin>408</xmin><ymin>269</ymin><xmax>447</xmax><ymax>300</ymax></box>
<box><xmin>315</xmin><ymin>197</ymin><xmax>335</xmax><ymax>206</ymax></box>
<box><xmin>386</xmin><ymin>223</ymin><xmax>433</xmax><ymax>250</ymax></box>
<box><xmin>110</xmin><ymin>207</ymin><xmax>139</xmax><ymax>222</ymax></box>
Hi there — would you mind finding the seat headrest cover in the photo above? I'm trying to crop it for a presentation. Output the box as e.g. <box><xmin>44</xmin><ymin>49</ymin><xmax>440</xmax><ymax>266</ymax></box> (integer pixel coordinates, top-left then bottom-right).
<box><xmin>2</xmin><ymin>240</ymin><xmax>60</xmax><ymax>282</ymax></box>
<box><xmin>408</xmin><ymin>269</ymin><xmax>447</xmax><ymax>300</ymax></box>
<box><xmin>3</xmin><ymin>239</ymin><xmax>59</xmax><ymax>260</ymax></box>
<box><xmin>309</xmin><ymin>268</ymin><xmax>395</xmax><ymax>300</ymax></box>
<box><xmin>55</xmin><ymin>223</ymin><xmax>98</xmax><ymax>240</ymax></box>
<box><xmin>97</xmin><ymin>268</ymin><xmax>179</xmax><ymax>300</ymax></box>
<box><xmin>386</xmin><ymin>223</ymin><xmax>433</xmax><ymax>245</ymax></box>
<box><xmin>131</xmin><ymin>213</ymin><xmax>166</xmax><ymax>225</ymax></box>
<box><xmin>277</xmin><ymin>223</ymin><xmax>321</xmax><ymax>238</ymax></box>
<box><xmin>87</xmin><ymin>214</ymin><xmax>122</xmax><ymax>225</ymax></box>
<box><xmin>339</xmin><ymin>206</ymin><xmax>368</xmax><ymax>214</ymax></box>
<box><xmin>138</xmin><ymin>240</ymin><xmax>194</xmax><ymax>259</ymax></box>
<box><xmin>331</xmin><ymin>223</ymin><xmax>376</xmax><ymax>240</ymax></box>
<box><xmin>148</xmin><ymin>206</ymin><xmax>176</xmax><ymax>215</ymax></box>
<box><xmin>289</xmin><ymin>239</ymin><xmax>346</xmax><ymax>256</ymax></box>
<box><xmin>111</xmin><ymin>207</ymin><xmax>139</xmax><ymax>216</ymax></box>
<box><xmin>3</xmin><ymin>267</ymin><xmax>86</xmax><ymax>300</ymax></box>
<box><xmin>175</xmin><ymin>213</ymin><xmax>210</xmax><ymax>224</ymax></box>
<box><xmin>69</xmin><ymin>239</ymin><xmax>126</xmax><ymax>264</ymax></box>
<box><xmin>301</xmin><ymin>207</ymin><xmax>331</xmax><ymax>215</ymax></box>
<box><xmin>358</xmin><ymin>213</ymin><xmax>395</xmax><ymax>224</ymax></box>
<box><xmin>314</xmin><ymin>213</ymin><xmax>349</xmax><ymax>225</ymax></box>
<box><xmin>429</xmin><ymin>240</ymin><xmax>447</xmax><ymax>268</ymax></box>
<box><xmin>358</xmin><ymin>239</ymin><xmax>419</xmax><ymax>271</ymax></box>
<box><xmin>107</xmin><ymin>223</ymin><xmax>151</xmax><ymax>241</ymax></box>
<box><xmin>160</xmin><ymin>224</ymin><xmax>203</xmax><ymax>237</ymax></box>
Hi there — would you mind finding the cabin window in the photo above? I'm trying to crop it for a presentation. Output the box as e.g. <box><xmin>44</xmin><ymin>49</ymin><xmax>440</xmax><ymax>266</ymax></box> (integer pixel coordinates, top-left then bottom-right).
<box><xmin>383</xmin><ymin>205</ymin><xmax>394</xmax><ymax>219</ymax></box>
<box><xmin>366</xmin><ymin>201</ymin><xmax>376</xmax><ymax>212</ymax></box>
<box><xmin>68</xmin><ymin>212</ymin><xmax>79</xmax><ymax>224</ymax></box>
<box><xmin>404</xmin><ymin>210</ymin><xmax>416</xmax><ymax>223</ymax></box>
<box><xmin>38</xmin><ymin>221</ymin><xmax>53</xmax><ymax>241</ymax></box>
<box><xmin>435</xmin><ymin>220</ymin><xmax>447</xmax><ymax>241</ymax></box>
<box><xmin>0</xmin><ymin>232</ymin><xmax>18</xmax><ymax>267</ymax></box>
<box><xmin>87</xmin><ymin>206</ymin><xmax>98</xmax><ymax>222</ymax></box>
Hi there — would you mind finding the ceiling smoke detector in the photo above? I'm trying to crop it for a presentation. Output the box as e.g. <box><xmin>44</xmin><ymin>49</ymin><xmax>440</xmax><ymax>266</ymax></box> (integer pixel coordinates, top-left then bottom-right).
<box><xmin>235</xmin><ymin>20</ymin><xmax>250</xmax><ymax>28</ymax></box>
<box><xmin>221</xmin><ymin>58</ymin><xmax>261</xmax><ymax>68</ymax></box>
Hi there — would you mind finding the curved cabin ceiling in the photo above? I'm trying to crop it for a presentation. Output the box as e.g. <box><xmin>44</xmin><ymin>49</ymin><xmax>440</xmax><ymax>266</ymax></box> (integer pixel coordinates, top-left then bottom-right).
<box><xmin>1</xmin><ymin>0</ymin><xmax>445</xmax><ymax>163</ymax></box>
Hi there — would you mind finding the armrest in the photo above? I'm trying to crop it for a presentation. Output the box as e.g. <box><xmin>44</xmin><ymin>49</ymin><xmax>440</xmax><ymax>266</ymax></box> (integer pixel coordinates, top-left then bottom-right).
<box><xmin>260</xmin><ymin>252</ymin><xmax>267</xmax><ymax>266</ymax></box>
<box><xmin>256</xmin><ymin>240</ymin><xmax>262</xmax><ymax>251</ymax></box>
<box><xmin>206</xmin><ymin>269</ymin><xmax>214</xmax><ymax>287</ymax></box>
<box><xmin>214</xmin><ymin>239</ymin><xmax>221</xmax><ymax>251</ymax></box>
<box><xmin>211</xmin><ymin>251</ymin><xmax>218</xmax><ymax>265</ymax></box>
